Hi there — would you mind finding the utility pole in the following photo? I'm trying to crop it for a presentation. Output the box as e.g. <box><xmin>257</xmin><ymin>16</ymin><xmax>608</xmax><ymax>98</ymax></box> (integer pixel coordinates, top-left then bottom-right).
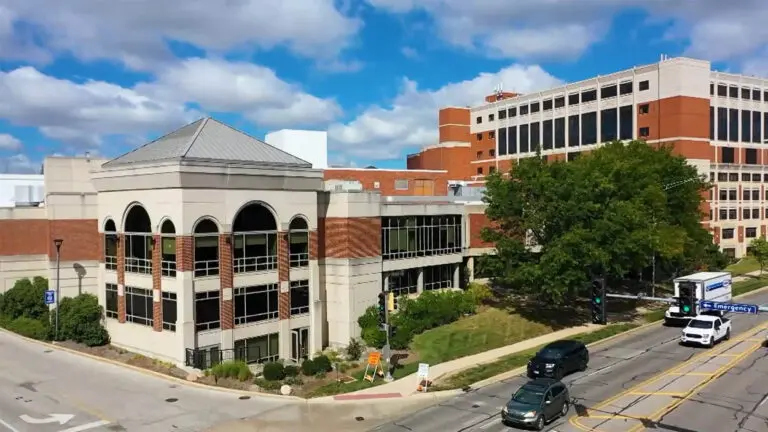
<box><xmin>54</xmin><ymin>239</ymin><xmax>63</xmax><ymax>341</ymax></box>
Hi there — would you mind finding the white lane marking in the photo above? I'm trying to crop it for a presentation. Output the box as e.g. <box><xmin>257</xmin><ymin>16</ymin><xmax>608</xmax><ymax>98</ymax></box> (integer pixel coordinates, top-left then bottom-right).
<box><xmin>479</xmin><ymin>418</ymin><xmax>501</xmax><ymax>429</ymax></box>
<box><xmin>580</xmin><ymin>363</ymin><xmax>614</xmax><ymax>379</ymax></box>
<box><xmin>759</xmin><ymin>394</ymin><xmax>768</xmax><ymax>407</ymax></box>
<box><xmin>0</xmin><ymin>417</ymin><xmax>20</xmax><ymax>432</ymax></box>
<box><xmin>459</xmin><ymin>415</ymin><xmax>488</xmax><ymax>428</ymax></box>
<box><xmin>20</xmin><ymin>413</ymin><xmax>74</xmax><ymax>424</ymax></box>
<box><xmin>58</xmin><ymin>420</ymin><xmax>111</xmax><ymax>432</ymax></box>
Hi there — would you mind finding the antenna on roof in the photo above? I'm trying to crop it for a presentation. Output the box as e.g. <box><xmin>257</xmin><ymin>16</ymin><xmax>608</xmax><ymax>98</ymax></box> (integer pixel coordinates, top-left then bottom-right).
<box><xmin>494</xmin><ymin>82</ymin><xmax>504</xmax><ymax>100</ymax></box>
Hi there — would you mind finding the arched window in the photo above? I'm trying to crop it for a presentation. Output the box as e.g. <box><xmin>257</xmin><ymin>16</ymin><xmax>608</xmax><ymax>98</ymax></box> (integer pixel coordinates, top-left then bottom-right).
<box><xmin>231</xmin><ymin>203</ymin><xmax>278</xmax><ymax>273</ymax></box>
<box><xmin>194</xmin><ymin>219</ymin><xmax>219</xmax><ymax>277</ymax></box>
<box><xmin>103</xmin><ymin>219</ymin><xmax>118</xmax><ymax>271</ymax></box>
<box><xmin>289</xmin><ymin>217</ymin><xmax>309</xmax><ymax>268</ymax></box>
<box><xmin>124</xmin><ymin>205</ymin><xmax>152</xmax><ymax>274</ymax></box>
<box><xmin>160</xmin><ymin>219</ymin><xmax>177</xmax><ymax>277</ymax></box>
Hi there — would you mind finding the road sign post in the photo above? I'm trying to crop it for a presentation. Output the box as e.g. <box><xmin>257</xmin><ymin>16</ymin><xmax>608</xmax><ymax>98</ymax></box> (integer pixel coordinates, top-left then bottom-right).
<box><xmin>44</xmin><ymin>290</ymin><xmax>55</xmax><ymax>305</ymax></box>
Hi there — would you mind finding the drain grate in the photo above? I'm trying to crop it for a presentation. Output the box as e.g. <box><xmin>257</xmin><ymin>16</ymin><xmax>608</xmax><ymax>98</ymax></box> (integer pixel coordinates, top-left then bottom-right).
<box><xmin>165</xmin><ymin>398</ymin><xmax>178</xmax><ymax>403</ymax></box>
<box><xmin>239</xmin><ymin>396</ymin><xmax>250</xmax><ymax>400</ymax></box>
<box><xmin>355</xmin><ymin>417</ymin><xmax>365</xmax><ymax>422</ymax></box>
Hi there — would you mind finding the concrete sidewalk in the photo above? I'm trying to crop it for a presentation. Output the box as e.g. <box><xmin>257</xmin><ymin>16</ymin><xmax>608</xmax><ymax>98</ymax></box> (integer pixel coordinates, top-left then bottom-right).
<box><xmin>346</xmin><ymin>323</ymin><xmax>601</xmax><ymax>398</ymax></box>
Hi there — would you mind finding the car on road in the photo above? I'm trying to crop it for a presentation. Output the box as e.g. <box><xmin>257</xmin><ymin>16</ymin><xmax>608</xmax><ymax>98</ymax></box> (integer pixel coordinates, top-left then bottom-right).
<box><xmin>680</xmin><ymin>315</ymin><xmax>731</xmax><ymax>347</ymax></box>
<box><xmin>501</xmin><ymin>378</ymin><xmax>570</xmax><ymax>430</ymax></box>
<box><xmin>527</xmin><ymin>339</ymin><xmax>589</xmax><ymax>380</ymax></box>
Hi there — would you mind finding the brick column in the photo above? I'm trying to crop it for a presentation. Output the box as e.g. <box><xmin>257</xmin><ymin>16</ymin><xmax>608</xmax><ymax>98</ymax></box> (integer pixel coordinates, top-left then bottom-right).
<box><xmin>308</xmin><ymin>230</ymin><xmax>318</xmax><ymax>261</ymax></box>
<box><xmin>152</xmin><ymin>234</ymin><xmax>162</xmax><ymax>332</ymax></box>
<box><xmin>117</xmin><ymin>234</ymin><xmax>126</xmax><ymax>323</ymax></box>
<box><xmin>219</xmin><ymin>234</ymin><xmax>234</xmax><ymax>330</ymax></box>
<box><xmin>99</xmin><ymin>234</ymin><xmax>105</xmax><ymax>263</ymax></box>
<box><xmin>176</xmin><ymin>236</ymin><xmax>193</xmax><ymax>272</ymax></box>
<box><xmin>278</xmin><ymin>232</ymin><xmax>290</xmax><ymax>319</ymax></box>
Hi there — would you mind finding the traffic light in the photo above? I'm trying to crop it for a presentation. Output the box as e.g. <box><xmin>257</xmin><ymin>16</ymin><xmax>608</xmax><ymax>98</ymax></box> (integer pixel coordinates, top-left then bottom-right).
<box><xmin>678</xmin><ymin>282</ymin><xmax>696</xmax><ymax>317</ymax></box>
<box><xmin>591</xmin><ymin>279</ymin><xmax>606</xmax><ymax>325</ymax></box>
<box><xmin>387</xmin><ymin>292</ymin><xmax>396</xmax><ymax>311</ymax></box>
<box><xmin>378</xmin><ymin>292</ymin><xmax>388</xmax><ymax>325</ymax></box>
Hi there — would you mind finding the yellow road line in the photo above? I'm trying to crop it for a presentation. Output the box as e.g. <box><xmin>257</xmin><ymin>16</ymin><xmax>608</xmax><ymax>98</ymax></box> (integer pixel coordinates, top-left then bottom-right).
<box><xmin>668</xmin><ymin>372</ymin><xmax>713</xmax><ymax>376</ymax></box>
<box><xmin>708</xmin><ymin>353</ymin><xmax>740</xmax><ymax>358</ymax></box>
<box><xmin>568</xmin><ymin>321</ymin><xmax>768</xmax><ymax>432</ymax></box>
<box><xmin>627</xmin><ymin>391</ymin><xmax>686</xmax><ymax>397</ymax></box>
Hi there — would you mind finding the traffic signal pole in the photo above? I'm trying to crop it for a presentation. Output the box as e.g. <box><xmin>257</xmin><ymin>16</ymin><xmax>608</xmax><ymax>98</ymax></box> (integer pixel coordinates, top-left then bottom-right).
<box><xmin>377</xmin><ymin>291</ymin><xmax>394</xmax><ymax>382</ymax></box>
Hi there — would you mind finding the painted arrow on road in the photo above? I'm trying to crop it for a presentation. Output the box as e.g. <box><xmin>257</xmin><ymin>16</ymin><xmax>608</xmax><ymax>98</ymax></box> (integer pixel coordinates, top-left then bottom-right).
<box><xmin>19</xmin><ymin>413</ymin><xmax>74</xmax><ymax>424</ymax></box>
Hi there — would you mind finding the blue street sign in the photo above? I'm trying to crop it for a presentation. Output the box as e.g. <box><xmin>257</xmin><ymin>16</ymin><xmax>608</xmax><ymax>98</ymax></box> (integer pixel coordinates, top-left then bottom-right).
<box><xmin>699</xmin><ymin>300</ymin><xmax>758</xmax><ymax>314</ymax></box>
<box><xmin>44</xmin><ymin>290</ymin><xmax>55</xmax><ymax>305</ymax></box>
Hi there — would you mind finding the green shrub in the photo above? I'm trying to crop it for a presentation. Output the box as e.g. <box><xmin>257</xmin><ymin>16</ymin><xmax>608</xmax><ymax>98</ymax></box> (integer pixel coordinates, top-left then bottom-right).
<box><xmin>313</xmin><ymin>354</ymin><xmax>332</xmax><ymax>373</ymax></box>
<box><xmin>346</xmin><ymin>338</ymin><xmax>364</xmax><ymax>361</ymax></box>
<box><xmin>210</xmin><ymin>361</ymin><xmax>252</xmax><ymax>381</ymax></box>
<box><xmin>1</xmin><ymin>277</ymin><xmax>49</xmax><ymax>321</ymax></box>
<box><xmin>262</xmin><ymin>362</ymin><xmax>285</xmax><ymax>381</ymax></box>
<box><xmin>467</xmin><ymin>282</ymin><xmax>493</xmax><ymax>304</ymax></box>
<box><xmin>357</xmin><ymin>307</ymin><xmax>387</xmax><ymax>348</ymax></box>
<box><xmin>6</xmin><ymin>317</ymin><xmax>50</xmax><ymax>340</ymax></box>
<box><xmin>253</xmin><ymin>378</ymin><xmax>282</xmax><ymax>391</ymax></box>
<box><xmin>284</xmin><ymin>375</ymin><xmax>303</xmax><ymax>386</ymax></box>
<box><xmin>57</xmin><ymin>294</ymin><xmax>109</xmax><ymax>346</ymax></box>
<box><xmin>284</xmin><ymin>365</ymin><xmax>299</xmax><ymax>377</ymax></box>
<box><xmin>301</xmin><ymin>358</ymin><xmax>317</xmax><ymax>376</ymax></box>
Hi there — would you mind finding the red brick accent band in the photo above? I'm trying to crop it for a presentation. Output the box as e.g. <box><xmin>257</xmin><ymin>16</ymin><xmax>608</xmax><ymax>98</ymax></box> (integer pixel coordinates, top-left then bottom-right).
<box><xmin>219</xmin><ymin>234</ymin><xmax>234</xmax><ymax>330</ymax></box>
<box><xmin>278</xmin><ymin>290</ymin><xmax>290</xmax><ymax>320</ymax></box>
<box><xmin>152</xmin><ymin>234</ymin><xmax>162</xmax><ymax>332</ymax></box>
<box><xmin>176</xmin><ymin>236</ymin><xmax>193</xmax><ymax>272</ymax></box>
<box><xmin>317</xmin><ymin>217</ymin><xmax>381</xmax><ymax>259</ymax></box>
<box><xmin>117</xmin><ymin>234</ymin><xmax>126</xmax><ymax>323</ymax></box>
<box><xmin>278</xmin><ymin>232</ymin><xmax>289</xmax><ymax>282</ymax></box>
<box><xmin>99</xmin><ymin>234</ymin><xmax>105</xmax><ymax>263</ymax></box>
<box><xmin>308</xmin><ymin>230</ymin><xmax>318</xmax><ymax>260</ymax></box>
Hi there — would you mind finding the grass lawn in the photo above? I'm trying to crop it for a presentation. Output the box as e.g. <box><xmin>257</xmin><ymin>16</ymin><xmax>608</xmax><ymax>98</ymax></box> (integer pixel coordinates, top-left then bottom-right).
<box><xmin>435</xmin><ymin>323</ymin><xmax>638</xmax><ymax>390</ymax></box>
<box><xmin>305</xmin><ymin>361</ymin><xmax>419</xmax><ymax>398</ymax></box>
<box><xmin>726</xmin><ymin>257</ymin><xmax>762</xmax><ymax>276</ymax></box>
<box><xmin>410</xmin><ymin>307</ymin><xmax>554</xmax><ymax>365</ymax></box>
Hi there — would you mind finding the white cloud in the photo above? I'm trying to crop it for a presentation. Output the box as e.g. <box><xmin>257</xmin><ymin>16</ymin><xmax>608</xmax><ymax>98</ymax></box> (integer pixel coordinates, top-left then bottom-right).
<box><xmin>0</xmin><ymin>153</ymin><xmax>38</xmax><ymax>173</ymax></box>
<box><xmin>328</xmin><ymin>64</ymin><xmax>562</xmax><ymax>160</ymax></box>
<box><xmin>2</xmin><ymin>0</ymin><xmax>362</xmax><ymax>70</ymax></box>
<box><xmin>401</xmin><ymin>47</ymin><xmax>419</xmax><ymax>59</ymax></box>
<box><xmin>0</xmin><ymin>133</ymin><xmax>21</xmax><ymax>150</ymax></box>
<box><xmin>137</xmin><ymin>58</ymin><xmax>341</xmax><ymax>128</ymax></box>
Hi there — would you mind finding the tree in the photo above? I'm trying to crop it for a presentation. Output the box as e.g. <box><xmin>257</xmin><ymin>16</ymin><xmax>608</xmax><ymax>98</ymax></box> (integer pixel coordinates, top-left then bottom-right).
<box><xmin>482</xmin><ymin>141</ymin><xmax>714</xmax><ymax>304</ymax></box>
<box><xmin>750</xmin><ymin>236</ymin><xmax>768</xmax><ymax>275</ymax></box>
<box><xmin>0</xmin><ymin>277</ymin><xmax>49</xmax><ymax>321</ymax></box>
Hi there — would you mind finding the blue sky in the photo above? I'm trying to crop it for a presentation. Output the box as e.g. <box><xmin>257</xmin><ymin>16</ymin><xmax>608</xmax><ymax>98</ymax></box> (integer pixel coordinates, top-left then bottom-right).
<box><xmin>0</xmin><ymin>0</ymin><xmax>765</xmax><ymax>172</ymax></box>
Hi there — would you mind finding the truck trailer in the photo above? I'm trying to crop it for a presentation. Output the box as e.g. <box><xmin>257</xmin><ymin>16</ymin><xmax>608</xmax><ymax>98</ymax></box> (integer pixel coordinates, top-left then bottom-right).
<box><xmin>664</xmin><ymin>271</ymin><xmax>732</xmax><ymax>325</ymax></box>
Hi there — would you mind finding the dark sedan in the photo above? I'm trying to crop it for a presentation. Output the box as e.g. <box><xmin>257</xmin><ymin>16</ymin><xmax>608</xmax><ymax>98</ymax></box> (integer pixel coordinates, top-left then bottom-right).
<box><xmin>527</xmin><ymin>339</ymin><xmax>589</xmax><ymax>380</ymax></box>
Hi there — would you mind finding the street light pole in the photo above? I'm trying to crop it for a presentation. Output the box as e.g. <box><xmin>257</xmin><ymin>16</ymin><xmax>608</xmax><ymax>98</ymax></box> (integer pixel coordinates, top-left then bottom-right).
<box><xmin>54</xmin><ymin>238</ymin><xmax>63</xmax><ymax>341</ymax></box>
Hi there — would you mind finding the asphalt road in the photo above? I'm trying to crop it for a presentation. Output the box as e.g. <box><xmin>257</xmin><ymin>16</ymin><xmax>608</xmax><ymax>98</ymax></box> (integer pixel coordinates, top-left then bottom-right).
<box><xmin>371</xmin><ymin>289</ymin><xmax>768</xmax><ymax>432</ymax></box>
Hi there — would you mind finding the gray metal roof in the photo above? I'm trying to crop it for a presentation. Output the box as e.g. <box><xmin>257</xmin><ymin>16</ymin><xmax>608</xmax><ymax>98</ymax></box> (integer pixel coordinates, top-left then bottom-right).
<box><xmin>103</xmin><ymin>117</ymin><xmax>312</xmax><ymax>168</ymax></box>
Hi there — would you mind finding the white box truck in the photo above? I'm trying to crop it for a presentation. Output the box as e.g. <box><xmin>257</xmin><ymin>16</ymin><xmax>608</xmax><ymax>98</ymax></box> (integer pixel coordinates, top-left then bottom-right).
<box><xmin>664</xmin><ymin>272</ymin><xmax>732</xmax><ymax>325</ymax></box>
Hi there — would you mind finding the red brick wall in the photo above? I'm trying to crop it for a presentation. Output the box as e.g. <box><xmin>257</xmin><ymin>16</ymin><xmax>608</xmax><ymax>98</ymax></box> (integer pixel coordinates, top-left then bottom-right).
<box><xmin>218</xmin><ymin>235</ymin><xmax>233</xmax><ymax>330</ymax></box>
<box><xmin>278</xmin><ymin>287</ymin><xmax>290</xmax><ymax>320</ymax></box>
<box><xmin>117</xmin><ymin>234</ymin><xmax>126</xmax><ymax>323</ymax></box>
<box><xmin>469</xmin><ymin>213</ymin><xmax>495</xmax><ymax>248</ymax></box>
<box><xmin>318</xmin><ymin>217</ymin><xmax>381</xmax><ymax>258</ymax></box>
<box><xmin>0</xmin><ymin>220</ymin><xmax>48</xmax><ymax>255</ymax></box>
<box><xmin>309</xmin><ymin>230</ymin><xmax>318</xmax><ymax>260</ymax></box>
<box><xmin>324</xmin><ymin>169</ymin><xmax>450</xmax><ymax>196</ymax></box>
<box><xmin>152</xmin><ymin>234</ymin><xmax>162</xmax><ymax>332</ymax></box>
<box><xmin>176</xmin><ymin>236</ymin><xmax>193</xmax><ymax>272</ymax></box>
<box><xmin>0</xmin><ymin>219</ymin><xmax>99</xmax><ymax>261</ymax></box>
<box><xmin>278</xmin><ymin>232</ymin><xmax>289</xmax><ymax>282</ymax></box>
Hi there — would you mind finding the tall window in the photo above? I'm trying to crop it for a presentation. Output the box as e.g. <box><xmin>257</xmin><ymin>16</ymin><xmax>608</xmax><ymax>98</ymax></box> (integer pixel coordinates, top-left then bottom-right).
<box><xmin>568</xmin><ymin>115</ymin><xmax>579</xmax><ymax>147</ymax></box>
<box><xmin>530</xmin><ymin>122</ymin><xmax>540</xmax><ymax>152</ymax></box>
<box><xmin>520</xmin><ymin>124</ymin><xmax>530</xmax><ymax>153</ymax></box>
<box><xmin>543</xmin><ymin>119</ymin><xmax>553</xmax><ymax>150</ymax></box>
<box><xmin>232</xmin><ymin>203</ymin><xmax>278</xmax><ymax>273</ymax></box>
<box><xmin>193</xmin><ymin>219</ymin><xmax>219</xmax><ymax>277</ymax></box>
<box><xmin>105</xmin><ymin>283</ymin><xmax>118</xmax><ymax>319</ymax></box>
<box><xmin>709</xmin><ymin>106</ymin><xmax>715</xmax><ymax>140</ymax></box>
<box><xmin>162</xmin><ymin>292</ymin><xmax>177</xmax><ymax>331</ymax></box>
<box><xmin>160</xmin><ymin>220</ymin><xmax>176</xmax><ymax>277</ymax></box>
<box><xmin>619</xmin><ymin>105</ymin><xmax>633</xmax><ymax>140</ymax></box>
<box><xmin>600</xmin><ymin>108</ymin><xmax>617</xmax><ymax>142</ymax></box>
<box><xmin>742</xmin><ymin>109</ymin><xmax>752</xmax><ymax>142</ymax></box>
<box><xmin>234</xmin><ymin>334</ymin><xmax>279</xmax><ymax>364</ymax></box>
<box><xmin>498</xmin><ymin>126</ymin><xmax>507</xmax><ymax>155</ymax></box>
<box><xmin>582</xmin><ymin>112</ymin><xmax>597</xmax><ymax>145</ymax></box>
<box><xmin>717</xmin><ymin>107</ymin><xmax>728</xmax><ymax>141</ymax></box>
<box><xmin>423</xmin><ymin>264</ymin><xmax>454</xmax><ymax>291</ymax></box>
<box><xmin>290</xmin><ymin>280</ymin><xmax>310</xmax><ymax>316</ymax></box>
<box><xmin>382</xmin><ymin>215</ymin><xmax>462</xmax><ymax>260</ymax></box>
<box><xmin>753</xmin><ymin>111</ymin><xmax>762</xmax><ymax>144</ymax></box>
<box><xmin>125</xmin><ymin>286</ymin><xmax>153</xmax><ymax>326</ymax></box>
<box><xmin>387</xmin><ymin>268</ymin><xmax>419</xmax><ymax>310</ymax></box>
<box><xmin>124</xmin><ymin>205</ymin><xmax>152</xmax><ymax>274</ymax></box>
<box><xmin>508</xmin><ymin>126</ymin><xmax>517</xmax><ymax>154</ymax></box>
<box><xmin>234</xmin><ymin>284</ymin><xmax>278</xmax><ymax>325</ymax></box>
<box><xmin>289</xmin><ymin>218</ymin><xmax>309</xmax><ymax>268</ymax></box>
<box><xmin>729</xmin><ymin>109</ymin><xmax>739</xmax><ymax>142</ymax></box>
<box><xmin>554</xmin><ymin>118</ymin><xmax>565</xmax><ymax>148</ymax></box>
<box><xmin>195</xmin><ymin>291</ymin><xmax>220</xmax><ymax>331</ymax></box>
<box><xmin>103</xmin><ymin>219</ymin><xmax>118</xmax><ymax>271</ymax></box>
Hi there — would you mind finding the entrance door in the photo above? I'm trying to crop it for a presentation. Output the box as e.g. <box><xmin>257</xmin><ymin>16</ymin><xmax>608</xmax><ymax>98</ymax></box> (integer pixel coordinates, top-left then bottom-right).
<box><xmin>291</xmin><ymin>328</ymin><xmax>309</xmax><ymax>362</ymax></box>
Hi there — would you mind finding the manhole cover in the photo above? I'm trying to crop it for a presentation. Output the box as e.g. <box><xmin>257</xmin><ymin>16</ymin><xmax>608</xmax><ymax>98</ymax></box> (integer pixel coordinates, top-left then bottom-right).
<box><xmin>471</xmin><ymin>404</ymin><xmax>480</xmax><ymax>408</ymax></box>
<box><xmin>355</xmin><ymin>417</ymin><xmax>365</xmax><ymax>422</ymax></box>
<box><xmin>43</xmin><ymin>350</ymin><xmax>52</xmax><ymax>353</ymax></box>
<box><xmin>165</xmin><ymin>398</ymin><xmax>178</xmax><ymax>403</ymax></box>
<box><xmin>239</xmin><ymin>396</ymin><xmax>250</xmax><ymax>400</ymax></box>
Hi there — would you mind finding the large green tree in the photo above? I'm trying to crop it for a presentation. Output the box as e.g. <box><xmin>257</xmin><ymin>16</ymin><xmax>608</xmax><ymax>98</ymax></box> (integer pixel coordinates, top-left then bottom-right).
<box><xmin>481</xmin><ymin>141</ymin><xmax>720</xmax><ymax>303</ymax></box>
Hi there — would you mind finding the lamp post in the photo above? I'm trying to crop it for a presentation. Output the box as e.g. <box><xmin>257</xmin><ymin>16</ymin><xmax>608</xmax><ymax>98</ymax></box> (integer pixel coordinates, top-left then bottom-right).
<box><xmin>54</xmin><ymin>238</ymin><xmax>63</xmax><ymax>341</ymax></box>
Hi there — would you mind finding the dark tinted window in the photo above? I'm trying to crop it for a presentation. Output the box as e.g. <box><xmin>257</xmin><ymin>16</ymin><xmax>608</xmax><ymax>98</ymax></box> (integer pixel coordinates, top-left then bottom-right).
<box><xmin>601</xmin><ymin>108</ymin><xmax>618</xmax><ymax>142</ymax></box>
<box><xmin>520</xmin><ymin>105</ymin><xmax>529</xmax><ymax>115</ymax></box>
<box><xmin>743</xmin><ymin>110</ymin><xmax>752</xmax><ymax>142</ymax></box>
<box><xmin>746</xmin><ymin>148</ymin><xmax>758</xmax><ymax>164</ymax></box>
<box><xmin>538</xmin><ymin>347</ymin><xmax>564</xmax><ymax>359</ymax></box>
<box><xmin>530</xmin><ymin>122</ymin><xmax>541</xmax><ymax>151</ymax></box>
<box><xmin>582</xmin><ymin>112</ymin><xmax>597</xmax><ymax>145</ymax></box>
<box><xmin>531</xmin><ymin>102</ymin><xmax>540</xmax><ymax>113</ymax></box>
<box><xmin>619</xmin><ymin>105</ymin><xmax>632</xmax><ymax>140</ymax></box>
<box><xmin>508</xmin><ymin>107</ymin><xmax>517</xmax><ymax>117</ymax></box>
<box><xmin>568</xmin><ymin>93</ymin><xmax>579</xmax><ymax>105</ymax></box>
<box><xmin>555</xmin><ymin>117</ymin><xmax>566</xmax><ymax>148</ymax></box>
<box><xmin>508</xmin><ymin>126</ymin><xmax>517</xmax><ymax>154</ymax></box>
<box><xmin>765</xmin><ymin>113</ymin><xmax>768</xmax><ymax>140</ymax></box>
<box><xmin>729</xmin><ymin>109</ymin><xmax>739</xmax><ymax>142</ymax></box>
<box><xmin>520</xmin><ymin>124</ymin><xmax>530</xmax><ymax>153</ymax></box>
<box><xmin>639</xmin><ymin>80</ymin><xmax>649</xmax><ymax>91</ymax></box>
<box><xmin>543</xmin><ymin>119</ymin><xmax>553</xmax><ymax>150</ymax></box>
<box><xmin>568</xmin><ymin>115</ymin><xmax>579</xmax><ymax>147</ymax></box>
<box><xmin>717</xmin><ymin>107</ymin><xmax>727</xmax><ymax>141</ymax></box>
<box><xmin>581</xmin><ymin>89</ymin><xmax>597</xmax><ymax>103</ymax></box>
<box><xmin>601</xmin><ymin>84</ymin><xmax>617</xmax><ymax>99</ymax></box>
<box><xmin>729</xmin><ymin>86</ymin><xmax>738</xmax><ymax>98</ymax></box>
<box><xmin>753</xmin><ymin>111</ymin><xmax>761</xmax><ymax>143</ymax></box>
<box><xmin>717</xmin><ymin>85</ymin><xmax>727</xmax><ymax>97</ymax></box>
<box><xmin>619</xmin><ymin>81</ymin><xmax>632</xmax><ymax>95</ymax></box>
<box><xmin>498</xmin><ymin>109</ymin><xmax>506</xmax><ymax>119</ymax></box>
<box><xmin>512</xmin><ymin>387</ymin><xmax>544</xmax><ymax>404</ymax></box>
<box><xmin>710</xmin><ymin>106</ymin><xmax>715</xmax><ymax>140</ymax></box>
<box><xmin>498</xmin><ymin>127</ymin><xmax>507</xmax><ymax>155</ymax></box>
<box><xmin>710</xmin><ymin>83</ymin><xmax>714</xmax><ymax>95</ymax></box>
<box><xmin>754</xmin><ymin>89</ymin><xmax>761</xmax><ymax>101</ymax></box>
<box><xmin>742</xmin><ymin>88</ymin><xmax>751</xmax><ymax>99</ymax></box>
<box><xmin>555</xmin><ymin>96</ymin><xmax>565</xmax><ymax>108</ymax></box>
<box><xmin>543</xmin><ymin>99</ymin><xmax>553</xmax><ymax>110</ymax></box>
<box><xmin>722</xmin><ymin>147</ymin><xmax>735</xmax><ymax>164</ymax></box>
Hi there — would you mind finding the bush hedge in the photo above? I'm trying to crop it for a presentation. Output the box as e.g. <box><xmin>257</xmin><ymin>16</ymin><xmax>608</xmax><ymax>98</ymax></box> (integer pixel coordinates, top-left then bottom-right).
<box><xmin>313</xmin><ymin>354</ymin><xmax>332</xmax><ymax>373</ymax></box>
<box><xmin>301</xmin><ymin>358</ymin><xmax>317</xmax><ymax>376</ymax></box>
<box><xmin>211</xmin><ymin>361</ymin><xmax>252</xmax><ymax>382</ymax></box>
<box><xmin>57</xmin><ymin>294</ymin><xmax>110</xmax><ymax>346</ymax></box>
<box><xmin>262</xmin><ymin>362</ymin><xmax>285</xmax><ymax>381</ymax></box>
<box><xmin>358</xmin><ymin>290</ymin><xmax>478</xmax><ymax>350</ymax></box>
